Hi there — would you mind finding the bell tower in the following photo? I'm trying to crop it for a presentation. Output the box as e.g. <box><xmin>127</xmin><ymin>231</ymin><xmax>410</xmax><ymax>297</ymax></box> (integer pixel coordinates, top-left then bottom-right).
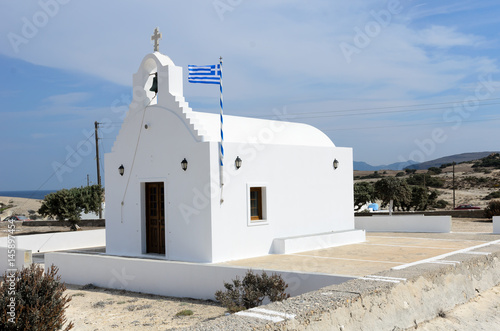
<box><xmin>128</xmin><ymin>28</ymin><xmax>183</xmax><ymax>110</ymax></box>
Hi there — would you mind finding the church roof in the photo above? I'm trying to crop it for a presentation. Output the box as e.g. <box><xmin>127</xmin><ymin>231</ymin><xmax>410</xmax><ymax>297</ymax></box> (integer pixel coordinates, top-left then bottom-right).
<box><xmin>192</xmin><ymin>111</ymin><xmax>335</xmax><ymax>147</ymax></box>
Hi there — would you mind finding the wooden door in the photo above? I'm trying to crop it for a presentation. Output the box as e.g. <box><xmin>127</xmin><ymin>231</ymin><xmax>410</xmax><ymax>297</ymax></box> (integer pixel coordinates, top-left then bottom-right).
<box><xmin>146</xmin><ymin>182</ymin><xmax>165</xmax><ymax>254</ymax></box>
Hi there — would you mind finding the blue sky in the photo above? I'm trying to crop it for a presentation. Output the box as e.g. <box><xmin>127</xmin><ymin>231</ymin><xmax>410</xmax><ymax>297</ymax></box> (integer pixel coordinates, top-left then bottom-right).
<box><xmin>1</xmin><ymin>0</ymin><xmax>500</xmax><ymax>191</ymax></box>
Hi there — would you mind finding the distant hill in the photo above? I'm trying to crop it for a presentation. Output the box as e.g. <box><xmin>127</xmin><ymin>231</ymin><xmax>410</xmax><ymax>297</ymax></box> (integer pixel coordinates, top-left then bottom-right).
<box><xmin>353</xmin><ymin>160</ymin><xmax>418</xmax><ymax>171</ymax></box>
<box><xmin>405</xmin><ymin>152</ymin><xmax>500</xmax><ymax>170</ymax></box>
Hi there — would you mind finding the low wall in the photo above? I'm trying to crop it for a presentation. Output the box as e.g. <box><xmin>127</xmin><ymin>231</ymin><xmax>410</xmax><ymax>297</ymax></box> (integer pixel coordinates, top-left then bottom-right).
<box><xmin>0</xmin><ymin>229</ymin><xmax>105</xmax><ymax>253</ymax></box>
<box><xmin>21</xmin><ymin>219</ymin><xmax>105</xmax><ymax>227</ymax></box>
<box><xmin>45</xmin><ymin>252</ymin><xmax>354</xmax><ymax>300</ymax></box>
<box><xmin>355</xmin><ymin>215</ymin><xmax>451</xmax><ymax>233</ymax></box>
<box><xmin>0</xmin><ymin>247</ymin><xmax>32</xmax><ymax>273</ymax></box>
<box><xmin>272</xmin><ymin>229</ymin><xmax>365</xmax><ymax>254</ymax></box>
<box><xmin>355</xmin><ymin>210</ymin><xmax>485</xmax><ymax>218</ymax></box>
<box><xmin>494</xmin><ymin>216</ymin><xmax>500</xmax><ymax>234</ymax></box>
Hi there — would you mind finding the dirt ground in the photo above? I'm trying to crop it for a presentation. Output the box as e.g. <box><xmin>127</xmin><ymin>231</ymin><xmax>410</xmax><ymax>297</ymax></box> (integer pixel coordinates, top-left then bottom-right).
<box><xmin>0</xmin><ymin>196</ymin><xmax>44</xmax><ymax>221</ymax></box>
<box><xmin>63</xmin><ymin>284</ymin><xmax>226</xmax><ymax>330</ymax></box>
<box><xmin>411</xmin><ymin>284</ymin><xmax>500</xmax><ymax>330</ymax></box>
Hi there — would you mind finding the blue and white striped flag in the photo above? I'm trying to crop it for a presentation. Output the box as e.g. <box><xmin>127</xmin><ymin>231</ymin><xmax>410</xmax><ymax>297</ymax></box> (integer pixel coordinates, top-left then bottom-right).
<box><xmin>188</xmin><ymin>64</ymin><xmax>221</xmax><ymax>84</ymax></box>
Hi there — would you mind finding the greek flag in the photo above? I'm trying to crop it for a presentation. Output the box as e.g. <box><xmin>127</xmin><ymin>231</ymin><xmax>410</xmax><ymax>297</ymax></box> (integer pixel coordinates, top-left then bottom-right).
<box><xmin>188</xmin><ymin>64</ymin><xmax>221</xmax><ymax>84</ymax></box>
<box><xmin>188</xmin><ymin>60</ymin><xmax>225</xmax><ymax>202</ymax></box>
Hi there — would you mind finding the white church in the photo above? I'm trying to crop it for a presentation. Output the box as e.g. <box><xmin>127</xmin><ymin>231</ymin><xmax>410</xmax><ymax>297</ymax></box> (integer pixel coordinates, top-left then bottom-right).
<box><xmin>104</xmin><ymin>29</ymin><xmax>364</xmax><ymax>263</ymax></box>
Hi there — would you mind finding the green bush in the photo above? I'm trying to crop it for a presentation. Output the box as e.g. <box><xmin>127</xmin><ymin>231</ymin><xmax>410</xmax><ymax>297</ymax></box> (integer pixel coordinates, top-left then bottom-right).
<box><xmin>484</xmin><ymin>200</ymin><xmax>500</xmax><ymax>218</ymax></box>
<box><xmin>484</xmin><ymin>191</ymin><xmax>500</xmax><ymax>200</ymax></box>
<box><xmin>406</xmin><ymin>174</ymin><xmax>445</xmax><ymax>188</ymax></box>
<box><xmin>472</xmin><ymin>153</ymin><xmax>500</xmax><ymax>168</ymax></box>
<box><xmin>215</xmin><ymin>270</ymin><xmax>289</xmax><ymax>313</ymax></box>
<box><xmin>354</xmin><ymin>182</ymin><xmax>376</xmax><ymax>210</ymax></box>
<box><xmin>433</xmin><ymin>199</ymin><xmax>449</xmax><ymax>209</ymax></box>
<box><xmin>359</xmin><ymin>171</ymin><xmax>383</xmax><ymax>180</ymax></box>
<box><xmin>175</xmin><ymin>309</ymin><xmax>193</xmax><ymax>316</ymax></box>
<box><xmin>463</xmin><ymin>176</ymin><xmax>489</xmax><ymax>186</ymax></box>
<box><xmin>0</xmin><ymin>264</ymin><xmax>73</xmax><ymax>330</ymax></box>
<box><xmin>38</xmin><ymin>185</ymin><xmax>103</xmax><ymax>227</ymax></box>
<box><xmin>395</xmin><ymin>172</ymin><xmax>405</xmax><ymax>177</ymax></box>
<box><xmin>427</xmin><ymin>167</ymin><xmax>442</xmax><ymax>175</ymax></box>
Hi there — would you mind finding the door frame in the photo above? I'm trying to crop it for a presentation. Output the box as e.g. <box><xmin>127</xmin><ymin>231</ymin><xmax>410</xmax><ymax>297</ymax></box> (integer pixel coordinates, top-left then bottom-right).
<box><xmin>141</xmin><ymin>179</ymin><xmax>167</xmax><ymax>257</ymax></box>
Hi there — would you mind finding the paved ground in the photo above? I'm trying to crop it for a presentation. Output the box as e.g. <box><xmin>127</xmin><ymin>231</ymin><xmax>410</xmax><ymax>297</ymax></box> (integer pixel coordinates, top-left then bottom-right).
<box><xmin>218</xmin><ymin>232</ymin><xmax>500</xmax><ymax>277</ymax></box>
<box><xmin>194</xmin><ymin>234</ymin><xmax>500</xmax><ymax>330</ymax></box>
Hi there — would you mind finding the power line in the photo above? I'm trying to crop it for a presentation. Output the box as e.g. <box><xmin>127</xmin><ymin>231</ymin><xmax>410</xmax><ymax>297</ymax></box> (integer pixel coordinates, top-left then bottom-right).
<box><xmin>26</xmin><ymin>133</ymin><xmax>96</xmax><ymax>198</ymax></box>
<box><xmin>286</xmin><ymin>102</ymin><xmax>500</xmax><ymax>120</ymax></box>
<box><xmin>251</xmin><ymin>97</ymin><xmax>500</xmax><ymax>119</ymax></box>
<box><xmin>321</xmin><ymin>116</ymin><xmax>500</xmax><ymax>132</ymax></box>
<box><xmin>96</xmin><ymin>96</ymin><xmax>500</xmax><ymax>134</ymax></box>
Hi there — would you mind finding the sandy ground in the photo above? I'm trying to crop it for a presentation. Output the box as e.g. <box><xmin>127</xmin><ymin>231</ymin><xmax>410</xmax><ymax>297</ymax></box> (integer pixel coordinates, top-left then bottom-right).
<box><xmin>63</xmin><ymin>285</ymin><xmax>226</xmax><ymax>330</ymax></box>
<box><xmin>411</xmin><ymin>285</ymin><xmax>500</xmax><ymax>330</ymax></box>
<box><xmin>0</xmin><ymin>195</ymin><xmax>44</xmax><ymax>221</ymax></box>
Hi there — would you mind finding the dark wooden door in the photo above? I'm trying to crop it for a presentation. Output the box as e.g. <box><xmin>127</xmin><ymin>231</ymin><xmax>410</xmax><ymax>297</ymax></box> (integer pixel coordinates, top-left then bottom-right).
<box><xmin>146</xmin><ymin>182</ymin><xmax>165</xmax><ymax>254</ymax></box>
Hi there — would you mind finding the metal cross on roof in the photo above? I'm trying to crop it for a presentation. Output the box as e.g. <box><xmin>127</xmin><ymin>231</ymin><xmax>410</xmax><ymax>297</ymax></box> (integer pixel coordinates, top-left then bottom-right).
<box><xmin>151</xmin><ymin>27</ymin><xmax>162</xmax><ymax>52</ymax></box>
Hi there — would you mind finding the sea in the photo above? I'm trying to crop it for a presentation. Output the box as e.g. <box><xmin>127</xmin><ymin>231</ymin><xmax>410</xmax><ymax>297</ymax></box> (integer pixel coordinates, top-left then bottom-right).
<box><xmin>0</xmin><ymin>190</ymin><xmax>57</xmax><ymax>200</ymax></box>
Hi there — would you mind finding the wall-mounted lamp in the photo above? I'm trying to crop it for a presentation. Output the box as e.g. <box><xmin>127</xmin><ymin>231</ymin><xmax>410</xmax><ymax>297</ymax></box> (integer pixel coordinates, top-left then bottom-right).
<box><xmin>333</xmin><ymin>159</ymin><xmax>339</xmax><ymax>170</ymax></box>
<box><xmin>235</xmin><ymin>156</ymin><xmax>242</xmax><ymax>170</ymax></box>
<box><xmin>181</xmin><ymin>158</ymin><xmax>188</xmax><ymax>171</ymax></box>
<box><xmin>118</xmin><ymin>164</ymin><xmax>125</xmax><ymax>176</ymax></box>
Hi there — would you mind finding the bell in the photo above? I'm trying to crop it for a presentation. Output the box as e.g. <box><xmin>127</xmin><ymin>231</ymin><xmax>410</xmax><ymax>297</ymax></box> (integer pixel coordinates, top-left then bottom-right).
<box><xmin>149</xmin><ymin>72</ymin><xmax>158</xmax><ymax>93</ymax></box>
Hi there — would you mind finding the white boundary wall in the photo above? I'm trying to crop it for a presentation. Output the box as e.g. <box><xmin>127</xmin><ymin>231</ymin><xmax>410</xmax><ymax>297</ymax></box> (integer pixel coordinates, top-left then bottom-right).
<box><xmin>272</xmin><ymin>229</ymin><xmax>365</xmax><ymax>254</ymax></box>
<box><xmin>0</xmin><ymin>247</ymin><xmax>32</xmax><ymax>273</ymax></box>
<box><xmin>355</xmin><ymin>215</ymin><xmax>451</xmax><ymax>233</ymax></box>
<box><xmin>0</xmin><ymin>230</ymin><xmax>105</xmax><ymax>253</ymax></box>
<box><xmin>45</xmin><ymin>252</ymin><xmax>354</xmax><ymax>300</ymax></box>
<box><xmin>494</xmin><ymin>216</ymin><xmax>500</xmax><ymax>234</ymax></box>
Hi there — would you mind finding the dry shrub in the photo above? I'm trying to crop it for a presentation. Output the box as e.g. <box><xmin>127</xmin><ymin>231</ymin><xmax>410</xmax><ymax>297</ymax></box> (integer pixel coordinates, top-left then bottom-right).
<box><xmin>0</xmin><ymin>264</ymin><xmax>73</xmax><ymax>330</ymax></box>
<box><xmin>215</xmin><ymin>270</ymin><xmax>289</xmax><ymax>313</ymax></box>
<box><xmin>485</xmin><ymin>199</ymin><xmax>500</xmax><ymax>218</ymax></box>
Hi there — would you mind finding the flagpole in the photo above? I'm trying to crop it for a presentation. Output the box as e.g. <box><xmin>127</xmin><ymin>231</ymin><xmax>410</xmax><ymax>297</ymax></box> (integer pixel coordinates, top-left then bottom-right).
<box><xmin>219</xmin><ymin>56</ymin><xmax>224</xmax><ymax>204</ymax></box>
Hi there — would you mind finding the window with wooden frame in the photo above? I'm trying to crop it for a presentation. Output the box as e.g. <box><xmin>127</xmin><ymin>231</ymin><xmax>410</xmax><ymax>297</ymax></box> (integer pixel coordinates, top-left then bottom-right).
<box><xmin>250</xmin><ymin>187</ymin><xmax>263</xmax><ymax>221</ymax></box>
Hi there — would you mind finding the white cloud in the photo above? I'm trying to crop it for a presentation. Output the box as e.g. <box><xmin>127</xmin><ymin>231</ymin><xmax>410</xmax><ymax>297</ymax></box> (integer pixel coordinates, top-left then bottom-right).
<box><xmin>417</xmin><ymin>25</ymin><xmax>483</xmax><ymax>48</ymax></box>
<box><xmin>43</xmin><ymin>92</ymin><xmax>90</xmax><ymax>106</ymax></box>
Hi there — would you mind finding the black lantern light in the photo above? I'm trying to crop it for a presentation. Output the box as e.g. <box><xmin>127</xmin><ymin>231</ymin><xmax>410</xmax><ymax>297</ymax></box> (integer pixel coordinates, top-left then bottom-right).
<box><xmin>235</xmin><ymin>156</ymin><xmax>242</xmax><ymax>170</ymax></box>
<box><xmin>333</xmin><ymin>159</ymin><xmax>339</xmax><ymax>170</ymax></box>
<box><xmin>181</xmin><ymin>158</ymin><xmax>188</xmax><ymax>171</ymax></box>
<box><xmin>118</xmin><ymin>164</ymin><xmax>125</xmax><ymax>176</ymax></box>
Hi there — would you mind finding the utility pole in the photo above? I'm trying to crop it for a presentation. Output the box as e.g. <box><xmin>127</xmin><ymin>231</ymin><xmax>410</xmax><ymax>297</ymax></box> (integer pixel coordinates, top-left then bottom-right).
<box><xmin>87</xmin><ymin>174</ymin><xmax>90</xmax><ymax>186</ymax></box>
<box><xmin>95</xmin><ymin>121</ymin><xmax>102</xmax><ymax>219</ymax></box>
<box><xmin>452</xmin><ymin>162</ymin><xmax>456</xmax><ymax>209</ymax></box>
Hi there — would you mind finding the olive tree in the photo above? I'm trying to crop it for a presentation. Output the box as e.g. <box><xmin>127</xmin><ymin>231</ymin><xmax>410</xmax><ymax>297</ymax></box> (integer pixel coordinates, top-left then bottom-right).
<box><xmin>374</xmin><ymin>177</ymin><xmax>411</xmax><ymax>214</ymax></box>
<box><xmin>38</xmin><ymin>185</ymin><xmax>103</xmax><ymax>229</ymax></box>
<box><xmin>354</xmin><ymin>182</ymin><xmax>376</xmax><ymax>211</ymax></box>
